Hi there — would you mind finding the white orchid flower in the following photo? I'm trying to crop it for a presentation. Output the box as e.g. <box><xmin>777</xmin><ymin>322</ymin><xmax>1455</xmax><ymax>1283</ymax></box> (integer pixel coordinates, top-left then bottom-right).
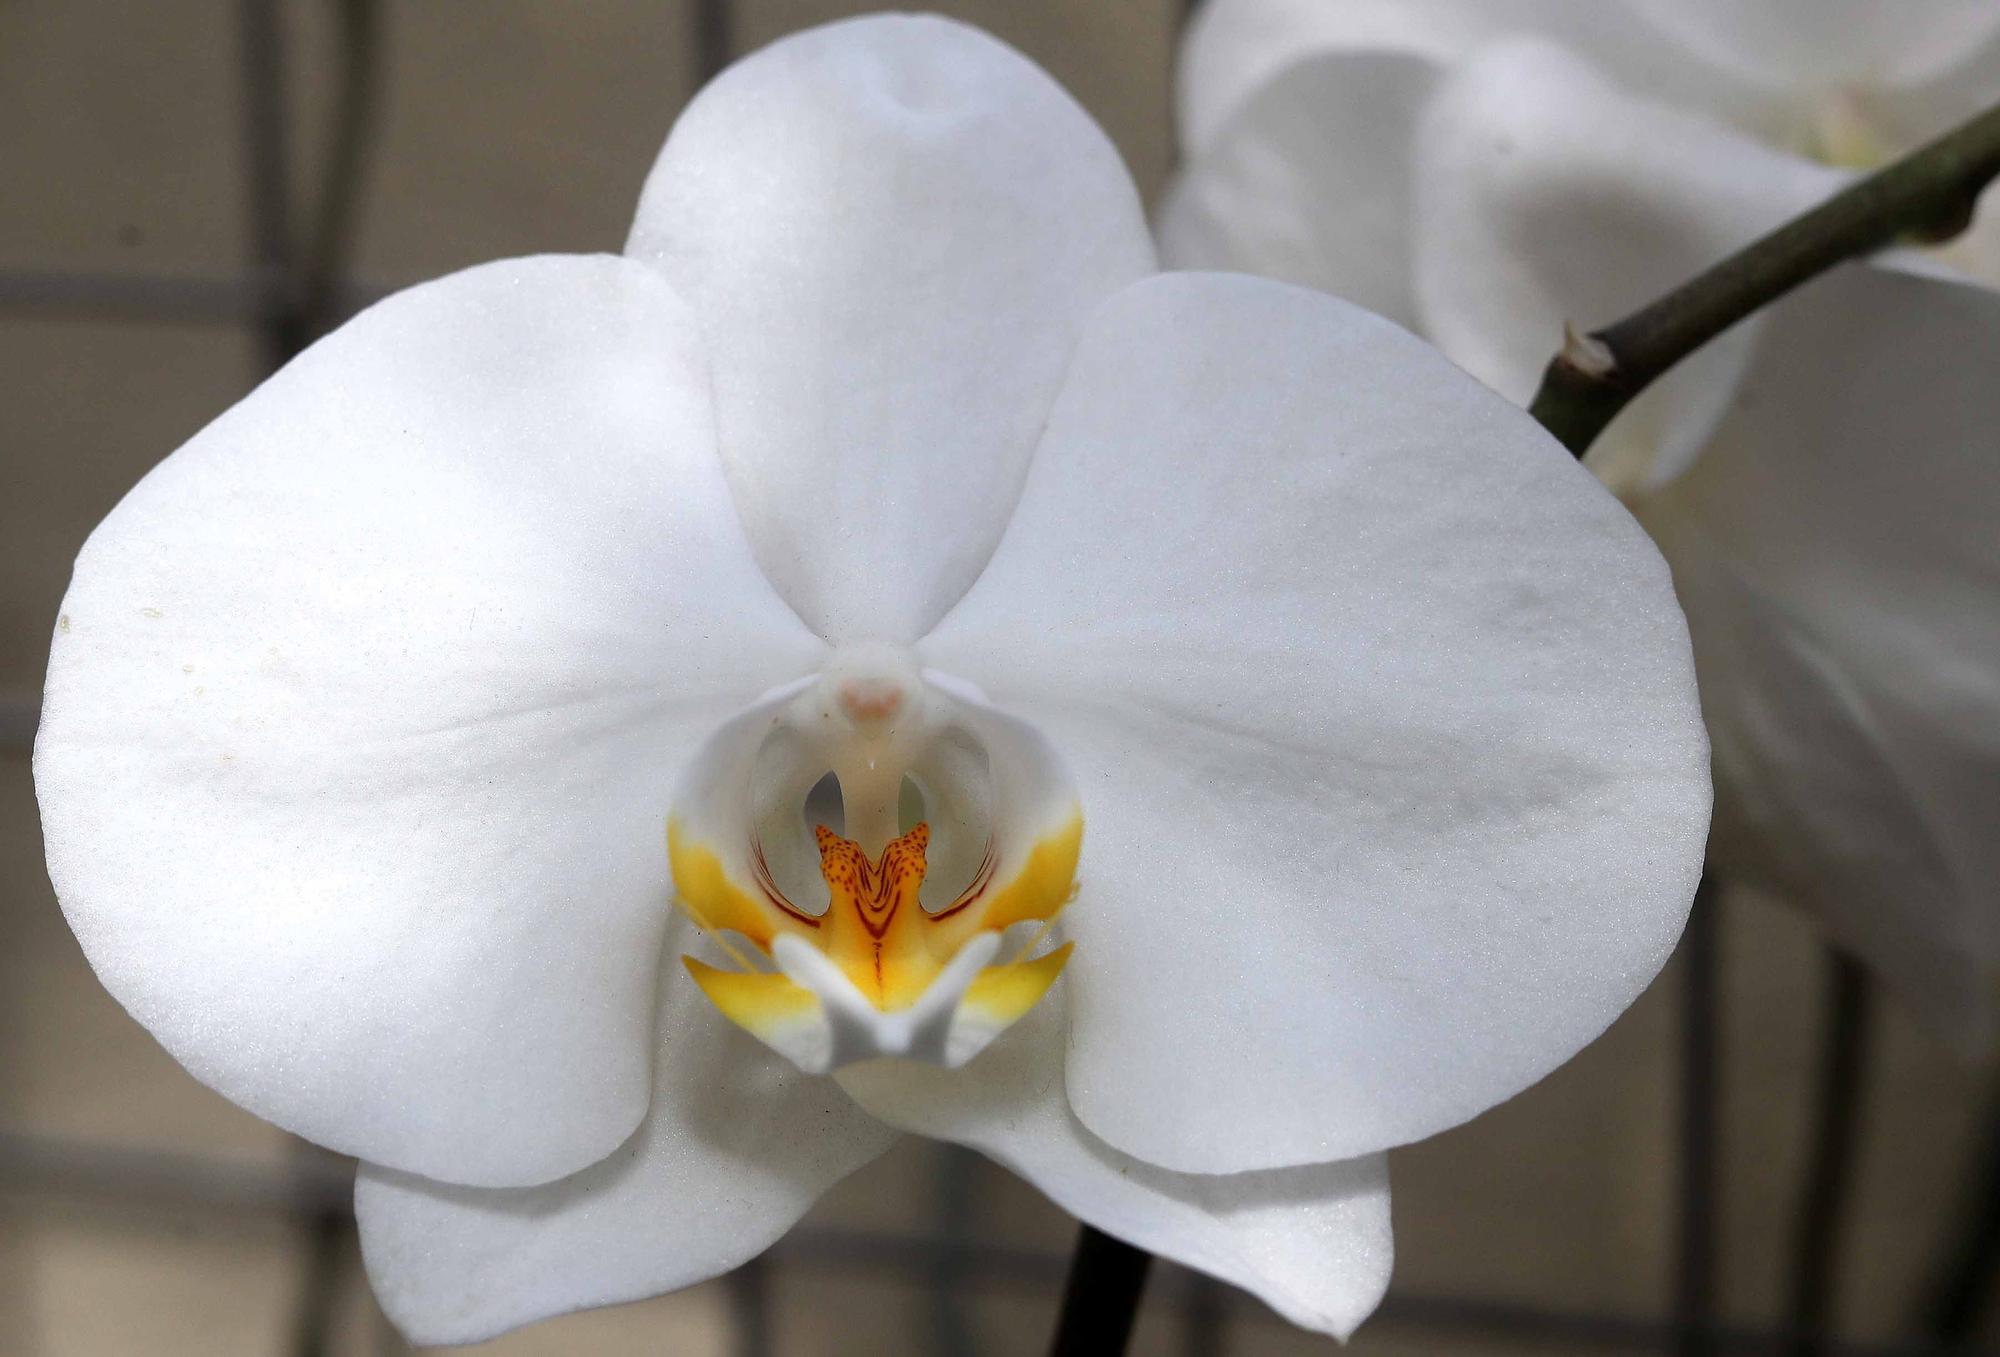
<box><xmin>35</xmin><ymin>14</ymin><xmax>1709</xmax><ymax>1345</ymax></box>
<box><xmin>1165</xmin><ymin>0</ymin><xmax>2000</xmax><ymax>1047</ymax></box>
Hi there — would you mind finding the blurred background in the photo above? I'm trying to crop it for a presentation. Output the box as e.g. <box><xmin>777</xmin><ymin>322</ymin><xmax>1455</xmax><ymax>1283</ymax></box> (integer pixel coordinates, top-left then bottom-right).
<box><xmin>2</xmin><ymin>2</ymin><xmax>1997</xmax><ymax>1354</ymax></box>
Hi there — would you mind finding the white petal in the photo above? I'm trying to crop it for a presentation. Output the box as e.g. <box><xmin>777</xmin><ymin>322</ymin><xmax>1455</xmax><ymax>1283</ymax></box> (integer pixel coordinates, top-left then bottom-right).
<box><xmin>1626</xmin><ymin>0</ymin><xmax>2000</xmax><ymax>90</ymax></box>
<box><xmin>1637</xmin><ymin>264</ymin><xmax>2000</xmax><ymax>1047</ymax></box>
<box><xmin>1177</xmin><ymin>0</ymin><xmax>1489</xmax><ymax>157</ymax></box>
<box><xmin>1413</xmin><ymin>40</ymin><xmax>1843</xmax><ymax>491</ymax></box>
<box><xmin>1175</xmin><ymin>0</ymin><xmax>1731</xmax><ymax>159</ymax></box>
<box><xmin>924</xmin><ymin>272</ymin><xmax>1710</xmax><ymax>1173</ymax></box>
<box><xmin>1159</xmin><ymin>49</ymin><xmax>1442</xmax><ymax>331</ymax></box>
<box><xmin>838</xmin><ymin>993</ymin><xmax>1392</xmax><ymax>1341</ymax></box>
<box><xmin>626</xmin><ymin>15</ymin><xmax>1154</xmax><ymax>644</ymax></box>
<box><xmin>35</xmin><ymin>255</ymin><xmax>824</xmax><ymax>1186</ymax></box>
<box><xmin>1876</xmin><ymin>40</ymin><xmax>2000</xmax><ymax>162</ymax></box>
<box><xmin>358</xmin><ymin>931</ymin><xmax>898</xmax><ymax>1346</ymax></box>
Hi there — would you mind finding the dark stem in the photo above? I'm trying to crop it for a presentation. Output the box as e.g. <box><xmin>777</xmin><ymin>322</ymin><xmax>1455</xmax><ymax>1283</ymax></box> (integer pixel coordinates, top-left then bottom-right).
<box><xmin>1919</xmin><ymin>1085</ymin><xmax>2000</xmax><ymax>1347</ymax></box>
<box><xmin>1527</xmin><ymin>97</ymin><xmax>2000</xmax><ymax>455</ymax></box>
<box><xmin>1675</xmin><ymin>874</ymin><xmax>1721</xmax><ymax>1357</ymax></box>
<box><xmin>1048</xmin><ymin>1225</ymin><xmax>1155</xmax><ymax>1357</ymax></box>
<box><xmin>1784</xmin><ymin>949</ymin><xmax>1873</xmax><ymax>1357</ymax></box>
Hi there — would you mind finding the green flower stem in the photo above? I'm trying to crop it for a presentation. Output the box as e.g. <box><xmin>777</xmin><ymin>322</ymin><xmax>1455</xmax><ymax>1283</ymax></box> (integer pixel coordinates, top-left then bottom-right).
<box><xmin>1528</xmin><ymin>97</ymin><xmax>2000</xmax><ymax>457</ymax></box>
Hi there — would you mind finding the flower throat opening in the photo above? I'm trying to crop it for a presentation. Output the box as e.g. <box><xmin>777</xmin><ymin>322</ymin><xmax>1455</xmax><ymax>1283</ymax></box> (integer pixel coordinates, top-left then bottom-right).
<box><xmin>664</xmin><ymin>646</ymin><xmax>1085</xmax><ymax>1072</ymax></box>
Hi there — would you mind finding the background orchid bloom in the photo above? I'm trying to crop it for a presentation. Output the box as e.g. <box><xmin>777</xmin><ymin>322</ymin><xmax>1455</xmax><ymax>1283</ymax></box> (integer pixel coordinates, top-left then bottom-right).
<box><xmin>1165</xmin><ymin>0</ymin><xmax>2000</xmax><ymax>1048</ymax></box>
<box><xmin>35</xmin><ymin>13</ymin><xmax>1710</xmax><ymax>1346</ymax></box>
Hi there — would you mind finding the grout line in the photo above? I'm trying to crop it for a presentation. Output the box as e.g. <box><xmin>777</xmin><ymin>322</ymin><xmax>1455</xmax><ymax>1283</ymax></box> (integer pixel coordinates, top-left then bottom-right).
<box><xmin>0</xmin><ymin>1127</ymin><xmax>1980</xmax><ymax>1357</ymax></box>
<box><xmin>0</xmin><ymin>267</ymin><xmax>391</xmax><ymax>326</ymax></box>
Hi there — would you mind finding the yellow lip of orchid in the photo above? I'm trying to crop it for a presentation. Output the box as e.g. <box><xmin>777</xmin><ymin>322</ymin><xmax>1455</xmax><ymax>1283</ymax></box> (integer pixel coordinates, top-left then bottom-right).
<box><xmin>666</xmin><ymin>649</ymin><xmax>1084</xmax><ymax>1073</ymax></box>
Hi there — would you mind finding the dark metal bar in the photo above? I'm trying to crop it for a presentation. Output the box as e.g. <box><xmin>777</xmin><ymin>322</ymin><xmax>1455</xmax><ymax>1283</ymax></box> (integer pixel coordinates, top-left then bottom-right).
<box><xmin>1920</xmin><ymin>1087</ymin><xmax>2000</xmax><ymax>1346</ymax></box>
<box><xmin>237</xmin><ymin>0</ymin><xmax>303</xmax><ymax>367</ymax></box>
<box><xmin>694</xmin><ymin>0</ymin><xmax>733</xmax><ymax>84</ymax></box>
<box><xmin>297</xmin><ymin>0</ymin><xmax>384</xmax><ymax>341</ymax></box>
<box><xmin>1183</xmin><ymin>1274</ymin><xmax>1228</xmax><ymax>1356</ymax></box>
<box><xmin>0</xmin><ymin>268</ymin><xmax>390</xmax><ymax>325</ymax></box>
<box><xmin>1785</xmin><ymin>949</ymin><xmax>1874</xmax><ymax>1357</ymax></box>
<box><xmin>0</xmin><ymin>1129</ymin><xmax>352</xmax><ymax>1215</ymax></box>
<box><xmin>0</xmin><ymin>268</ymin><xmax>261</xmax><ymax>323</ymax></box>
<box><xmin>291</xmin><ymin>1210</ymin><xmax>354</xmax><ymax>1357</ymax></box>
<box><xmin>727</xmin><ymin>1252</ymin><xmax>774</xmax><ymax>1357</ymax></box>
<box><xmin>1048</xmin><ymin>1225</ymin><xmax>1154</xmax><ymax>1357</ymax></box>
<box><xmin>1677</xmin><ymin>873</ymin><xmax>1722</xmax><ymax>1357</ymax></box>
<box><xmin>928</xmin><ymin>1146</ymin><xmax>979</xmax><ymax>1357</ymax></box>
<box><xmin>0</xmin><ymin>698</ymin><xmax>38</xmax><ymax>753</ymax></box>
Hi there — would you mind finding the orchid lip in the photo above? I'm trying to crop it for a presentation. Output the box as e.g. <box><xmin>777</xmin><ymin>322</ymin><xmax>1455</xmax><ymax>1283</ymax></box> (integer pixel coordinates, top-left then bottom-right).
<box><xmin>668</xmin><ymin>645</ymin><xmax>1083</xmax><ymax>1074</ymax></box>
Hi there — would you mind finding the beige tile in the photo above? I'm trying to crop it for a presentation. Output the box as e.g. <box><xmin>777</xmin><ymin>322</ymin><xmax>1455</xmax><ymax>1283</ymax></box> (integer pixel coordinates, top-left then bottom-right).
<box><xmin>330</xmin><ymin>2</ymin><xmax>703</xmax><ymax>285</ymax></box>
<box><xmin>771</xmin><ymin>1266</ymin><xmax>936</xmax><ymax>1356</ymax></box>
<box><xmin>1</xmin><ymin>752</ymin><xmax>291</xmax><ymax>1162</ymax></box>
<box><xmin>1713</xmin><ymin>890</ymin><xmax>1992</xmax><ymax>1337</ymax></box>
<box><xmin>954</xmin><ymin>1285</ymin><xmax>1070</xmax><ymax>1357</ymax></box>
<box><xmin>0</xmin><ymin>2</ymin><xmax>243</xmax><ymax>276</ymax></box>
<box><xmin>804</xmin><ymin>1133</ymin><xmax>960</xmax><ymax>1238</ymax></box>
<box><xmin>0</xmin><ymin>322</ymin><xmax>256</xmax><ymax>702</ymax></box>
<box><xmin>1388</xmin><ymin>956</ymin><xmax>1675</xmax><ymax>1318</ymax></box>
<box><xmin>0</xmin><ymin>1190</ymin><xmax>308</xmax><ymax>1357</ymax></box>
<box><xmin>1333</xmin><ymin>1322</ymin><xmax>1627</xmax><ymax>1357</ymax></box>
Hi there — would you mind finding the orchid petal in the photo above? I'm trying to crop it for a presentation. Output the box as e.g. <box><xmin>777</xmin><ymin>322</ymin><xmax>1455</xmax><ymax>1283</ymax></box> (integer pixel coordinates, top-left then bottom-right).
<box><xmin>838</xmin><ymin>993</ymin><xmax>1392</xmax><ymax>1341</ymax></box>
<box><xmin>1626</xmin><ymin>0</ymin><xmax>2000</xmax><ymax>91</ymax></box>
<box><xmin>1175</xmin><ymin>0</ymin><xmax>1739</xmax><ymax>161</ymax></box>
<box><xmin>1413</xmin><ymin>40</ymin><xmax>1843</xmax><ymax>492</ymax></box>
<box><xmin>924</xmin><ymin>271</ymin><xmax>1710</xmax><ymax>1173</ymax></box>
<box><xmin>1637</xmin><ymin>264</ymin><xmax>2000</xmax><ymax>1047</ymax></box>
<box><xmin>626</xmin><ymin>15</ymin><xmax>1154</xmax><ymax>644</ymax></box>
<box><xmin>357</xmin><ymin>928</ymin><xmax>898</xmax><ymax>1346</ymax></box>
<box><xmin>1159</xmin><ymin>50</ymin><xmax>1441</xmax><ymax>331</ymax></box>
<box><xmin>34</xmin><ymin>256</ymin><xmax>824</xmax><ymax>1186</ymax></box>
<box><xmin>1178</xmin><ymin>0</ymin><xmax>1493</xmax><ymax>158</ymax></box>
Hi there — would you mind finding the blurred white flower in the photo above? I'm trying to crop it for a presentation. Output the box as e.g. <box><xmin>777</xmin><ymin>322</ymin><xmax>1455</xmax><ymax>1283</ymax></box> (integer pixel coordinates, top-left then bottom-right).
<box><xmin>1165</xmin><ymin>0</ymin><xmax>2000</xmax><ymax>1047</ymax></box>
<box><xmin>35</xmin><ymin>14</ymin><xmax>1708</xmax><ymax>1345</ymax></box>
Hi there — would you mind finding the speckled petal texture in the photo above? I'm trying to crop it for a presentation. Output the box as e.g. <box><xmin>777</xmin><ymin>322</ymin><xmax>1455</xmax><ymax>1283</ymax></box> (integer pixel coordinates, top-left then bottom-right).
<box><xmin>35</xmin><ymin>255</ymin><xmax>825</xmax><ymax>1187</ymax></box>
<box><xmin>1638</xmin><ymin>264</ymin><xmax>2000</xmax><ymax>1048</ymax></box>
<box><xmin>357</xmin><ymin>928</ymin><xmax>898</xmax><ymax>1346</ymax></box>
<box><xmin>924</xmin><ymin>272</ymin><xmax>1710</xmax><ymax>1174</ymax></box>
<box><xmin>626</xmin><ymin>15</ymin><xmax>1155</xmax><ymax>645</ymax></box>
<box><xmin>840</xmin><ymin>993</ymin><xmax>1392</xmax><ymax>1341</ymax></box>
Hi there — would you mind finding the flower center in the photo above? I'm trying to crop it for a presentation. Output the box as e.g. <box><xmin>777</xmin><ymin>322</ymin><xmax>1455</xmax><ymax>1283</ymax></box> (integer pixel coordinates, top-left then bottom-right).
<box><xmin>1802</xmin><ymin>86</ymin><xmax>1893</xmax><ymax>171</ymax></box>
<box><xmin>665</xmin><ymin>645</ymin><xmax>1082</xmax><ymax>1072</ymax></box>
